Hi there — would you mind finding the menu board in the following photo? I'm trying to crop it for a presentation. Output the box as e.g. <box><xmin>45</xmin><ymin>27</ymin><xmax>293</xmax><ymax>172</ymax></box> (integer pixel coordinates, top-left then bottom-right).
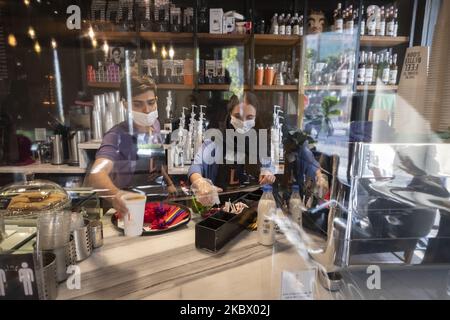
<box><xmin>0</xmin><ymin>253</ymin><xmax>39</xmax><ymax>300</ymax></box>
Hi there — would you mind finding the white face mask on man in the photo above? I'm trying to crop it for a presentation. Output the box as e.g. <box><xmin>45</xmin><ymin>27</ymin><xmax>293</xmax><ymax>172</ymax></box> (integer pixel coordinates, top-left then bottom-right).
<box><xmin>132</xmin><ymin>110</ymin><xmax>158</xmax><ymax>127</ymax></box>
<box><xmin>230</xmin><ymin>116</ymin><xmax>255</xmax><ymax>134</ymax></box>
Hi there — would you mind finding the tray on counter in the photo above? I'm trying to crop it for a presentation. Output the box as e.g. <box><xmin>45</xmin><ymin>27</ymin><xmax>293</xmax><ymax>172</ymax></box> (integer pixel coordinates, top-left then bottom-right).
<box><xmin>111</xmin><ymin>201</ymin><xmax>192</xmax><ymax>236</ymax></box>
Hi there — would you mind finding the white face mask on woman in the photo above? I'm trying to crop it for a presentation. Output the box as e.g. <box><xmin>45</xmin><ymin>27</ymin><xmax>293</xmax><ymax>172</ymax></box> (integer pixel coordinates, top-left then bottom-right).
<box><xmin>132</xmin><ymin>110</ymin><xmax>158</xmax><ymax>127</ymax></box>
<box><xmin>230</xmin><ymin>116</ymin><xmax>255</xmax><ymax>134</ymax></box>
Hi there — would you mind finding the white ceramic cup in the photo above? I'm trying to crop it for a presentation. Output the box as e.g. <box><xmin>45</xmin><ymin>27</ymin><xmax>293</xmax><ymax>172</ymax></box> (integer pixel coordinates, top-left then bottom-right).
<box><xmin>121</xmin><ymin>193</ymin><xmax>146</xmax><ymax>237</ymax></box>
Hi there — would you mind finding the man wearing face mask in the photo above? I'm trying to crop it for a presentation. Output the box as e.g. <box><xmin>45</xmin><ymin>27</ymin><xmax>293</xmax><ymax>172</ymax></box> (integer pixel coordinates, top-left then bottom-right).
<box><xmin>88</xmin><ymin>75</ymin><xmax>176</xmax><ymax>215</ymax></box>
<box><xmin>188</xmin><ymin>93</ymin><xmax>276</xmax><ymax>206</ymax></box>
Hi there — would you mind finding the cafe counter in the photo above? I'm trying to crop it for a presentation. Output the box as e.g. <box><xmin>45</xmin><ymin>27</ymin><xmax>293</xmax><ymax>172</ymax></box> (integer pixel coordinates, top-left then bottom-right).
<box><xmin>56</xmin><ymin>212</ymin><xmax>333</xmax><ymax>300</ymax></box>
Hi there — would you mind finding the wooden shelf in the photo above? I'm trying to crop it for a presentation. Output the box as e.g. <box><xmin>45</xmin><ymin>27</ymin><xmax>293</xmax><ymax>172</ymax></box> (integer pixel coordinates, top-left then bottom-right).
<box><xmin>304</xmin><ymin>85</ymin><xmax>349</xmax><ymax>91</ymax></box>
<box><xmin>88</xmin><ymin>82</ymin><xmax>194</xmax><ymax>90</ymax></box>
<box><xmin>254</xmin><ymin>34</ymin><xmax>302</xmax><ymax>46</ymax></box>
<box><xmin>198</xmin><ymin>84</ymin><xmax>249</xmax><ymax>91</ymax></box>
<box><xmin>140</xmin><ymin>32</ymin><xmax>193</xmax><ymax>43</ymax></box>
<box><xmin>94</xmin><ymin>31</ymin><xmax>138</xmax><ymax>42</ymax></box>
<box><xmin>197</xmin><ymin>33</ymin><xmax>250</xmax><ymax>45</ymax></box>
<box><xmin>158</xmin><ymin>84</ymin><xmax>195</xmax><ymax>90</ymax></box>
<box><xmin>357</xmin><ymin>85</ymin><xmax>398</xmax><ymax>91</ymax></box>
<box><xmin>254</xmin><ymin>85</ymin><xmax>298</xmax><ymax>91</ymax></box>
<box><xmin>88</xmin><ymin>82</ymin><xmax>120</xmax><ymax>89</ymax></box>
<box><xmin>360</xmin><ymin>36</ymin><xmax>409</xmax><ymax>47</ymax></box>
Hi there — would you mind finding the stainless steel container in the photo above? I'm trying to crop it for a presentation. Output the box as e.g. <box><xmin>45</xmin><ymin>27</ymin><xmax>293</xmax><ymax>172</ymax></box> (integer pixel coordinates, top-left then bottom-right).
<box><xmin>71</xmin><ymin>219</ymin><xmax>92</xmax><ymax>262</ymax></box>
<box><xmin>51</xmin><ymin>135</ymin><xmax>64</xmax><ymax>165</ymax></box>
<box><xmin>41</xmin><ymin>252</ymin><xmax>58</xmax><ymax>300</ymax></box>
<box><xmin>90</xmin><ymin>220</ymin><xmax>103</xmax><ymax>249</ymax></box>
<box><xmin>68</xmin><ymin>130</ymin><xmax>86</xmax><ymax>166</ymax></box>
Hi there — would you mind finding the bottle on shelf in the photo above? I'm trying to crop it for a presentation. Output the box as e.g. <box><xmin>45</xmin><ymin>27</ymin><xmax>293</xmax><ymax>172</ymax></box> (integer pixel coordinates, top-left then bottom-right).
<box><xmin>285</xmin><ymin>13</ymin><xmax>292</xmax><ymax>35</ymax></box>
<box><xmin>279</xmin><ymin>13</ymin><xmax>286</xmax><ymax>35</ymax></box>
<box><xmin>198</xmin><ymin>0</ymin><xmax>209</xmax><ymax>33</ymax></box>
<box><xmin>365</xmin><ymin>51</ymin><xmax>374</xmax><ymax>85</ymax></box>
<box><xmin>271</xmin><ymin>13</ymin><xmax>279</xmax><ymax>34</ymax></box>
<box><xmin>346</xmin><ymin>5</ymin><xmax>355</xmax><ymax>34</ymax></box>
<box><xmin>393</xmin><ymin>8</ymin><xmax>399</xmax><ymax>37</ymax></box>
<box><xmin>367</xmin><ymin>8</ymin><xmax>376</xmax><ymax>36</ymax></box>
<box><xmin>360</xmin><ymin>5</ymin><xmax>366</xmax><ymax>36</ymax></box>
<box><xmin>293</xmin><ymin>13</ymin><xmax>300</xmax><ymax>35</ymax></box>
<box><xmin>372</xmin><ymin>54</ymin><xmax>380</xmax><ymax>85</ymax></box>
<box><xmin>386</xmin><ymin>6</ymin><xmax>395</xmax><ymax>37</ymax></box>
<box><xmin>257</xmin><ymin>185</ymin><xmax>276</xmax><ymax>246</ymax></box>
<box><xmin>357</xmin><ymin>51</ymin><xmax>366</xmax><ymax>85</ymax></box>
<box><xmin>389</xmin><ymin>53</ymin><xmax>398</xmax><ymax>85</ymax></box>
<box><xmin>335</xmin><ymin>3</ymin><xmax>344</xmax><ymax>33</ymax></box>
<box><xmin>336</xmin><ymin>54</ymin><xmax>348</xmax><ymax>85</ymax></box>
<box><xmin>381</xmin><ymin>52</ymin><xmax>391</xmax><ymax>84</ymax></box>
<box><xmin>377</xmin><ymin>6</ymin><xmax>386</xmax><ymax>36</ymax></box>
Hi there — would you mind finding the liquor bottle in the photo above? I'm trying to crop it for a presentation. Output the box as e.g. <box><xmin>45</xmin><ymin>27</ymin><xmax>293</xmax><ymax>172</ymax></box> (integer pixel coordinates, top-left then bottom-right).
<box><xmin>293</xmin><ymin>13</ymin><xmax>300</xmax><ymax>35</ymax></box>
<box><xmin>382</xmin><ymin>52</ymin><xmax>391</xmax><ymax>84</ymax></box>
<box><xmin>367</xmin><ymin>9</ymin><xmax>376</xmax><ymax>36</ymax></box>
<box><xmin>285</xmin><ymin>13</ymin><xmax>292</xmax><ymax>35</ymax></box>
<box><xmin>279</xmin><ymin>13</ymin><xmax>286</xmax><ymax>35</ymax></box>
<box><xmin>198</xmin><ymin>0</ymin><xmax>209</xmax><ymax>33</ymax></box>
<box><xmin>348</xmin><ymin>53</ymin><xmax>355</xmax><ymax>85</ymax></box>
<box><xmin>271</xmin><ymin>13</ymin><xmax>279</xmax><ymax>34</ymax></box>
<box><xmin>357</xmin><ymin>51</ymin><xmax>366</xmax><ymax>85</ymax></box>
<box><xmin>365</xmin><ymin>52</ymin><xmax>374</xmax><ymax>85</ymax></box>
<box><xmin>393</xmin><ymin>9</ymin><xmax>399</xmax><ymax>37</ymax></box>
<box><xmin>332</xmin><ymin>9</ymin><xmax>337</xmax><ymax>31</ymax></box>
<box><xmin>386</xmin><ymin>7</ymin><xmax>395</xmax><ymax>37</ymax></box>
<box><xmin>335</xmin><ymin>3</ymin><xmax>344</xmax><ymax>33</ymax></box>
<box><xmin>360</xmin><ymin>5</ymin><xmax>366</xmax><ymax>36</ymax></box>
<box><xmin>336</xmin><ymin>55</ymin><xmax>348</xmax><ymax>85</ymax></box>
<box><xmin>346</xmin><ymin>5</ymin><xmax>354</xmax><ymax>34</ymax></box>
<box><xmin>377</xmin><ymin>7</ymin><xmax>386</xmax><ymax>36</ymax></box>
<box><xmin>373</xmin><ymin>54</ymin><xmax>380</xmax><ymax>85</ymax></box>
<box><xmin>389</xmin><ymin>54</ymin><xmax>398</xmax><ymax>85</ymax></box>
<box><xmin>299</xmin><ymin>15</ymin><xmax>304</xmax><ymax>36</ymax></box>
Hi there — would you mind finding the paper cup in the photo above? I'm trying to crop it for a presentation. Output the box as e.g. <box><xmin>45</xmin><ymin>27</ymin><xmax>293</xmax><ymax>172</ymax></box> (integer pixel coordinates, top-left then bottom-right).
<box><xmin>121</xmin><ymin>193</ymin><xmax>146</xmax><ymax>237</ymax></box>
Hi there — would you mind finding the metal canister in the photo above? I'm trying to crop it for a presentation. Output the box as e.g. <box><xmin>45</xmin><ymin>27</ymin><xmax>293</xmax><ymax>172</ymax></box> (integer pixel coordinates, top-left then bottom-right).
<box><xmin>89</xmin><ymin>220</ymin><xmax>103</xmax><ymax>249</ymax></box>
<box><xmin>68</xmin><ymin>130</ymin><xmax>86</xmax><ymax>166</ymax></box>
<box><xmin>51</xmin><ymin>135</ymin><xmax>64</xmax><ymax>165</ymax></box>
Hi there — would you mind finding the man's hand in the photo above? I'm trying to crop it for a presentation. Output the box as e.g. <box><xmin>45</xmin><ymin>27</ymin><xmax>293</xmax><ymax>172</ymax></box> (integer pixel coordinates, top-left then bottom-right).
<box><xmin>167</xmin><ymin>184</ymin><xmax>177</xmax><ymax>196</ymax></box>
<box><xmin>259</xmin><ymin>174</ymin><xmax>276</xmax><ymax>185</ymax></box>
<box><xmin>112</xmin><ymin>190</ymin><xmax>134</xmax><ymax>219</ymax></box>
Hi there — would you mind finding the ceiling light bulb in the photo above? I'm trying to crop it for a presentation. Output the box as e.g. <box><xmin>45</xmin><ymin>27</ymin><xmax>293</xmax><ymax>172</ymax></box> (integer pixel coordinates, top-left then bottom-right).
<box><xmin>51</xmin><ymin>39</ymin><xmax>57</xmax><ymax>49</ymax></box>
<box><xmin>34</xmin><ymin>41</ymin><xmax>41</xmax><ymax>54</ymax></box>
<box><xmin>169</xmin><ymin>47</ymin><xmax>174</xmax><ymax>59</ymax></box>
<box><xmin>7</xmin><ymin>34</ymin><xmax>17</xmax><ymax>47</ymax></box>
<box><xmin>28</xmin><ymin>27</ymin><xmax>36</xmax><ymax>40</ymax></box>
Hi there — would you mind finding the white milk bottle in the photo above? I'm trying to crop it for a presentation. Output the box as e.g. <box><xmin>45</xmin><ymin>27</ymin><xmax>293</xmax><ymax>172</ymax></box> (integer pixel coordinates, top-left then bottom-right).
<box><xmin>289</xmin><ymin>185</ymin><xmax>303</xmax><ymax>227</ymax></box>
<box><xmin>257</xmin><ymin>185</ymin><xmax>276</xmax><ymax>246</ymax></box>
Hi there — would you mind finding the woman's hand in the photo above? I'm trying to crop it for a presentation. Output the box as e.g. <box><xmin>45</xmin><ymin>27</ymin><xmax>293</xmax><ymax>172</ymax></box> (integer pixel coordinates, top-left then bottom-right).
<box><xmin>191</xmin><ymin>178</ymin><xmax>223</xmax><ymax>206</ymax></box>
<box><xmin>259</xmin><ymin>174</ymin><xmax>276</xmax><ymax>185</ymax></box>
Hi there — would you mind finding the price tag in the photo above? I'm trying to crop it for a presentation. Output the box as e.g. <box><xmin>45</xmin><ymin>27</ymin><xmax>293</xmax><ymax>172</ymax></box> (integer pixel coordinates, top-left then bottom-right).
<box><xmin>281</xmin><ymin>269</ymin><xmax>317</xmax><ymax>300</ymax></box>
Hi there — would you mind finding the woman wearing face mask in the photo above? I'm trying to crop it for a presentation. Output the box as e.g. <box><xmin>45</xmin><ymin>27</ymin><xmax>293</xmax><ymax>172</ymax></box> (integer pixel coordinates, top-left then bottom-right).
<box><xmin>88</xmin><ymin>75</ymin><xmax>176</xmax><ymax>215</ymax></box>
<box><xmin>188</xmin><ymin>93</ymin><xmax>276</xmax><ymax>206</ymax></box>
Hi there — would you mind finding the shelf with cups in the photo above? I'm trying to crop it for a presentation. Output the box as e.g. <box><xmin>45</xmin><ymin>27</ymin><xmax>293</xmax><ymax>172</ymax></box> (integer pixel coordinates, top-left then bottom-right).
<box><xmin>254</xmin><ymin>34</ymin><xmax>302</xmax><ymax>46</ymax></box>
<box><xmin>359</xmin><ymin>36</ymin><xmax>409</xmax><ymax>47</ymax></box>
<box><xmin>303</xmin><ymin>84</ymin><xmax>398</xmax><ymax>92</ymax></box>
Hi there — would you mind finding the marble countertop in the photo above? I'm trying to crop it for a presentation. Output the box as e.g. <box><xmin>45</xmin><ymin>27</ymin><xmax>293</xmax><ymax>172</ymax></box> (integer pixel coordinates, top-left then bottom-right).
<box><xmin>56</xmin><ymin>214</ymin><xmax>332</xmax><ymax>300</ymax></box>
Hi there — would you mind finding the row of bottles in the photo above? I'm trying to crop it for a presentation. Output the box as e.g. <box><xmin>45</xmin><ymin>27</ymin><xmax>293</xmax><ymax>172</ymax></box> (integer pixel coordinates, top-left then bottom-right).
<box><xmin>269</xmin><ymin>13</ymin><xmax>304</xmax><ymax>36</ymax></box>
<box><xmin>332</xmin><ymin>3</ymin><xmax>399</xmax><ymax>37</ymax></box>
<box><xmin>257</xmin><ymin>185</ymin><xmax>304</xmax><ymax>246</ymax></box>
<box><xmin>357</xmin><ymin>50</ymin><xmax>398</xmax><ymax>85</ymax></box>
<box><xmin>362</xmin><ymin>5</ymin><xmax>399</xmax><ymax>37</ymax></box>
